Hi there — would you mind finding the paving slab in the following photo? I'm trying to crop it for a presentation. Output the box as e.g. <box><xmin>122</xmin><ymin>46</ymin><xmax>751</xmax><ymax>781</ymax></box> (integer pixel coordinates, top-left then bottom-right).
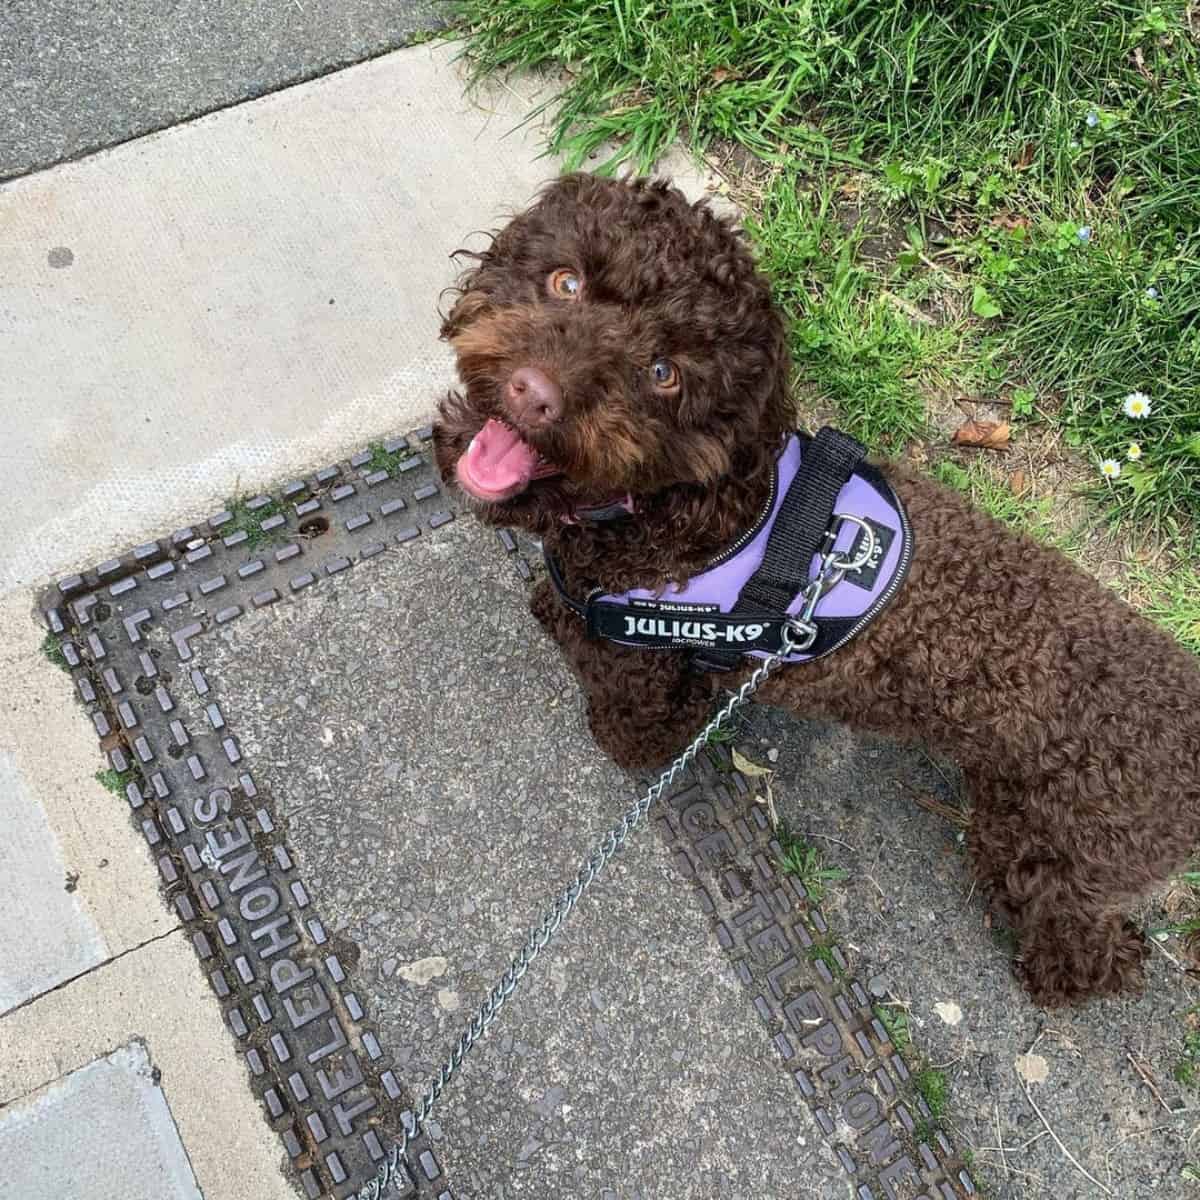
<box><xmin>0</xmin><ymin>930</ymin><xmax>296</xmax><ymax>1200</ymax></box>
<box><xmin>0</xmin><ymin>1040</ymin><xmax>201</xmax><ymax>1200</ymax></box>
<box><xmin>0</xmin><ymin>747</ymin><xmax>106</xmax><ymax>1013</ymax></box>
<box><xmin>0</xmin><ymin>0</ymin><xmax>442</xmax><ymax>181</ymax></box>
<box><xmin>0</xmin><ymin>40</ymin><xmax>713</xmax><ymax>595</ymax></box>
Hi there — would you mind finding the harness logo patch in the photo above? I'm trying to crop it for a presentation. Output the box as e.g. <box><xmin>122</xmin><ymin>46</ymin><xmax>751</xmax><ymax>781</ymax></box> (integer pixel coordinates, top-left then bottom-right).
<box><xmin>622</xmin><ymin>616</ymin><xmax>767</xmax><ymax>645</ymax></box>
<box><xmin>845</xmin><ymin>517</ymin><xmax>895</xmax><ymax>591</ymax></box>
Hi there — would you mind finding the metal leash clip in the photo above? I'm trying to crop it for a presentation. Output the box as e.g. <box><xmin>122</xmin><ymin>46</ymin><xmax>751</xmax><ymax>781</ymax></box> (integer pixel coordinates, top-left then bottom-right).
<box><xmin>786</xmin><ymin>514</ymin><xmax>878</xmax><ymax>653</ymax></box>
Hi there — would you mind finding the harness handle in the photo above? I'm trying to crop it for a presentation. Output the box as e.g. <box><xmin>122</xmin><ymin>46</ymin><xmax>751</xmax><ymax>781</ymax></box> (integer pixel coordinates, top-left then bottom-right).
<box><xmin>690</xmin><ymin>427</ymin><xmax>864</xmax><ymax>671</ymax></box>
<box><xmin>735</xmin><ymin>426</ymin><xmax>865</xmax><ymax>616</ymax></box>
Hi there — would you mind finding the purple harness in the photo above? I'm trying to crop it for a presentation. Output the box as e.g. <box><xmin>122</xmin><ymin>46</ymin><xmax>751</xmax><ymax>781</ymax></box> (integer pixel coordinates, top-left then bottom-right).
<box><xmin>547</xmin><ymin>429</ymin><xmax>912</xmax><ymax>669</ymax></box>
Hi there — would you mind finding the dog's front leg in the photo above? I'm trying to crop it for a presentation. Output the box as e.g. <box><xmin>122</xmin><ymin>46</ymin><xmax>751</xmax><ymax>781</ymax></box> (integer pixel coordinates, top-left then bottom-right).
<box><xmin>530</xmin><ymin>579</ymin><xmax>715</xmax><ymax>770</ymax></box>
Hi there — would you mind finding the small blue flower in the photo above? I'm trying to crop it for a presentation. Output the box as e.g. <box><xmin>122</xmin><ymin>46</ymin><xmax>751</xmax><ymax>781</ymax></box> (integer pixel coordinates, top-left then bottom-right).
<box><xmin>1086</xmin><ymin>111</ymin><xmax>1100</xmax><ymax>128</ymax></box>
<box><xmin>1146</xmin><ymin>286</ymin><xmax>1159</xmax><ymax>299</ymax></box>
<box><xmin>1077</xmin><ymin>225</ymin><xmax>1092</xmax><ymax>243</ymax></box>
<box><xmin>1069</xmin><ymin>139</ymin><xmax>1081</xmax><ymax>150</ymax></box>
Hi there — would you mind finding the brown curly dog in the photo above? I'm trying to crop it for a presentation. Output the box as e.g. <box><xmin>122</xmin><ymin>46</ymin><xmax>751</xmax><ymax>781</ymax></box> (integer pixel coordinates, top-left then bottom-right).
<box><xmin>433</xmin><ymin>173</ymin><xmax>1200</xmax><ymax>1009</ymax></box>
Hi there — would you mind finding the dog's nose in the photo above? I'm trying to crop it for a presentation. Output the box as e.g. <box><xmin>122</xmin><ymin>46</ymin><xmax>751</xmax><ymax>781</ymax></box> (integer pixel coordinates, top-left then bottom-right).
<box><xmin>505</xmin><ymin>367</ymin><xmax>562</xmax><ymax>428</ymax></box>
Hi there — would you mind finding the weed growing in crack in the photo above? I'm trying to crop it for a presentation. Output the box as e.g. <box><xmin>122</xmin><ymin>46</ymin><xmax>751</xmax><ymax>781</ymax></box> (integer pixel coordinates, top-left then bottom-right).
<box><xmin>40</xmin><ymin>632</ymin><xmax>69</xmax><ymax>672</ymax></box>
<box><xmin>95</xmin><ymin>767</ymin><xmax>134</xmax><ymax>796</ymax></box>
<box><xmin>914</xmin><ymin>1067</ymin><xmax>949</xmax><ymax>1119</ymax></box>
<box><xmin>873</xmin><ymin>1002</ymin><xmax>912</xmax><ymax>1055</ymax></box>
<box><xmin>366</xmin><ymin>441</ymin><xmax>417</xmax><ymax>476</ymax></box>
<box><xmin>778</xmin><ymin>832</ymin><xmax>849</xmax><ymax>904</ymax></box>
<box><xmin>221</xmin><ymin>495</ymin><xmax>285</xmax><ymax>550</ymax></box>
<box><xmin>805</xmin><ymin>942</ymin><xmax>843</xmax><ymax>979</ymax></box>
<box><xmin>1173</xmin><ymin>1026</ymin><xmax>1200</xmax><ymax>1089</ymax></box>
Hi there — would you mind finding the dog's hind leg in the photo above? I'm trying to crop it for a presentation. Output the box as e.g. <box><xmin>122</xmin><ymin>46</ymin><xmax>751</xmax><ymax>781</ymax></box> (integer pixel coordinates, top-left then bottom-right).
<box><xmin>968</xmin><ymin>781</ymin><xmax>1148</xmax><ymax>1006</ymax></box>
<box><xmin>1015</xmin><ymin>903</ymin><xmax>1148</xmax><ymax>1008</ymax></box>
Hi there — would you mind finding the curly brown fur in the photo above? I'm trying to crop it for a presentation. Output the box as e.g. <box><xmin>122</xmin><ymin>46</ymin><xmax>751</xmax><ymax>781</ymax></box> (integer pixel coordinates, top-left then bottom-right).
<box><xmin>433</xmin><ymin>173</ymin><xmax>1200</xmax><ymax>1009</ymax></box>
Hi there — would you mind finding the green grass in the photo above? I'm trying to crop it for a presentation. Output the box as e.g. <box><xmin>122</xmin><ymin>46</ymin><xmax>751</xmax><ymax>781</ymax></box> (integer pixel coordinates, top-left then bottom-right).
<box><xmin>1133</xmin><ymin>562</ymin><xmax>1200</xmax><ymax>654</ymax></box>
<box><xmin>747</xmin><ymin>174</ymin><xmax>963</xmax><ymax>451</ymax></box>
<box><xmin>914</xmin><ymin>1067</ymin><xmax>949</xmax><ymax>1119</ymax></box>
<box><xmin>1174</xmin><ymin>1027</ymin><xmax>1200</xmax><ymax>1089</ymax></box>
<box><xmin>221</xmin><ymin>495</ymin><xmax>285</xmax><ymax>550</ymax></box>
<box><xmin>40</xmin><ymin>632</ymin><xmax>69</xmax><ymax>672</ymax></box>
<box><xmin>95</xmin><ymin>767</ymin><xmax>134</xmax><ymax>796</ymax></box>
<box><xmin>873</xmin><ymin>1003</ymin><xmax>912</xmax><ymax>1054</ymax></box>
<box><xmin>456</xmin><ymin>0</ymin><xmax>1200</xmax><ymax>540</ymax></box>
<box><xmin>777</xmin><ymin>831</ymin><xmax>849</xmax><ymax>904</ymax></box>
<box><xmin>453</xmin><ymin>0</ymin><xmax>847</xmax><ymax>171</ymax></box>
<box><xmin>932</xmin><ymin>459</ymin><xmax>1061</xmax><ymax>544</ymax></box>
<box><xmin>365</xmin><ymin>440</ymin><xmax>417</xmax><ymax>475</ymax></box>
<box><xmin>957</xmin><ymin>211</ymin><xmax>1200</xmax><ymax>544</ymax></box>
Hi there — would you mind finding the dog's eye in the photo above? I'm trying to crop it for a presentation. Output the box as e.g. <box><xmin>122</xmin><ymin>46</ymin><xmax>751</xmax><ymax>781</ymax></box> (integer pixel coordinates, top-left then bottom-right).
<box><xmin>548</xmin><ymin>269</ymin><xmax>582</xmax><ymax>300</ymax></box>
<box><xmin>650</xmin><ymin>358</ymin><xmax>680</xmax><ymax>392</ymax></box>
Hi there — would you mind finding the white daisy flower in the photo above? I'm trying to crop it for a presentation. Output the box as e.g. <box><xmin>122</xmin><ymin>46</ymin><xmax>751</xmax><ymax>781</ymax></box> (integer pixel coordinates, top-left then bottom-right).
<box><xmin>1126</xmin><ymin>442</ymin><xmax>1142</xmax><ymax>461</ymax></box>
<box><xmin>1122</xmin><ymin>391</ymin><xmax>1152</xmax><ymax>419</ymax></box>
<box><xmin>1101</xmin><ymin>459</ymin><xmax>1122</xmax><ymax>479</ymax></box>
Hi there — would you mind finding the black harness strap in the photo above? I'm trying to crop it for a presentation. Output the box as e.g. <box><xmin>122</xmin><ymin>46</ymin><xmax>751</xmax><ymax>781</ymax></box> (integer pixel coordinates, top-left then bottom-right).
<box><xmin>735</xmin><ymin>426</ymin><xmax>866</xmax><ymax>617</ymax></box>
<box><xmin>689</xmin><ymin>427</ymin><xmax>864</xmax><ymax>671</ymax></box>
<box><xmin>545</xmin><ymin>549</ymin><xmax>588</xmax><ymax>619</ymax></box>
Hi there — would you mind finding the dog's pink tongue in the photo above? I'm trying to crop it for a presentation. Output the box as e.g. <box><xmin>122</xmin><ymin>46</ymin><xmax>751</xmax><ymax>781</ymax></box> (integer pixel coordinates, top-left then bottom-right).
<box><xmin>457</xmin><ymin>420</ymin><xmax>540</xmax><ymax>502</ymax></box>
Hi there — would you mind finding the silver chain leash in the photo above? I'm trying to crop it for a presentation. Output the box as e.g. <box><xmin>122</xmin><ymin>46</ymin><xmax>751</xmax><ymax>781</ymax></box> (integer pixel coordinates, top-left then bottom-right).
<box><xmin>353</xmin><ymin>625</ymin><xmax>802</xmax><ymax>1200</ymax></box>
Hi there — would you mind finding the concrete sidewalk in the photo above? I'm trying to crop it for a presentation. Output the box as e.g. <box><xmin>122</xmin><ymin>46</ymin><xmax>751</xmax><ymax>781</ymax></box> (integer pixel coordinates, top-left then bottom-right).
<box><xmin>0</xmin><ymin>40</ymin><xmax>718</xmax><ymax>1200</ymax></box>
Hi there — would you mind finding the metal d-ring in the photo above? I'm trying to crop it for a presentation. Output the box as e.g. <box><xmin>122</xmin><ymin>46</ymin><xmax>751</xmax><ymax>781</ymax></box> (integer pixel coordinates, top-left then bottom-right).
<box><xmin>826</xmin><ymin>514</ymin><xmax>877</xmax><ymax>574</ymax></box>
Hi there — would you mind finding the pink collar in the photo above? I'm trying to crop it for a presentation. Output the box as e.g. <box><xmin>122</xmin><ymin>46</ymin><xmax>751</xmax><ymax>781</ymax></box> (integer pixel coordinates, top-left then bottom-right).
<box><xmin>561</xmin><ymin>494</ymin><xmax>636</xmax><ymax>525</ymax></box>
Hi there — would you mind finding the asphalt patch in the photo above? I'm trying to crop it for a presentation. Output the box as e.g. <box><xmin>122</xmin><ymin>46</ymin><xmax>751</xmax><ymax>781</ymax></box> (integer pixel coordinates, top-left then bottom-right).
<box><xmin>748</xmin><ymin>706</ymin><xmax>1200</xmax><ymax>1199</ymax></box>
<box><xmin>0</xmin><ymin>1</ymin><xmax>443</xmax><ymax>180</ymax></box>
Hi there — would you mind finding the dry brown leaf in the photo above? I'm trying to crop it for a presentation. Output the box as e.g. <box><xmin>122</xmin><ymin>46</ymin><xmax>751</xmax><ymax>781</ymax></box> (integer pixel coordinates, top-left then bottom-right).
<box><xmin>1009</xmin><ymin>469</ymin><xmax>1028</xmax><ymax>496</ymax></box>
<box><xmin>1015</xmin><ymin>142</ymin><xmax>1036</xmax><ymax>169</ymax></box>
<box><xmin>711</xmin><ymin>67</ymin><xmax>737</xmax><ymax>84</ymax></box>
<box><xmin>953</xmin><ymin>420</ymin><xmax>1011</xmax><ymax>450</ymax></box>
<box><xmin>993</xmin><ymin>212</ymin><xmax>1031</xmax><ymax>231</ymax></box>
<box><xmin>732</xmin><ymin>748</ymin><xmax>773</xmax><ymax>778</ymax></box>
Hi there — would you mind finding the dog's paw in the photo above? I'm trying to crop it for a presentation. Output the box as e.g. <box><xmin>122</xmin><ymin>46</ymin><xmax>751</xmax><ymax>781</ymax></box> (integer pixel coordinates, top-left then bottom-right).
<box><xmin>1017</xmin><ymin>918</ymin><xmax>1148</xmax><ymax>1007</ymax></box>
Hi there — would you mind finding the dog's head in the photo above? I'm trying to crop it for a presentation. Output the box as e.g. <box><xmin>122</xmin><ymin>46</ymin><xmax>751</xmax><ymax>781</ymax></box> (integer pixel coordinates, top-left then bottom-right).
<box><xmin>433</xmin><ymin>174</ymin><xmax>791</xmax><ymax>531</ymax></box>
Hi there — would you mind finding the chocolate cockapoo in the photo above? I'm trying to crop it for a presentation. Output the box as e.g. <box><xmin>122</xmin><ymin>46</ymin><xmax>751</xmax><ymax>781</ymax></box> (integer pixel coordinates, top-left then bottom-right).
<box><xmin>433</xmin><ymin>173</ymin><xmax>1200</xmax><ymax>1008</ymax></box>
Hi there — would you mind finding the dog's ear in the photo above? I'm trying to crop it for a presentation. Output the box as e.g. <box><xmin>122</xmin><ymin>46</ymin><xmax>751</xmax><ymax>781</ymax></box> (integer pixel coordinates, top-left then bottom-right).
<box><xmin>439</xmin><ymin>285</ymin><xmax>491</xmax><ymax>341</ymax></box>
